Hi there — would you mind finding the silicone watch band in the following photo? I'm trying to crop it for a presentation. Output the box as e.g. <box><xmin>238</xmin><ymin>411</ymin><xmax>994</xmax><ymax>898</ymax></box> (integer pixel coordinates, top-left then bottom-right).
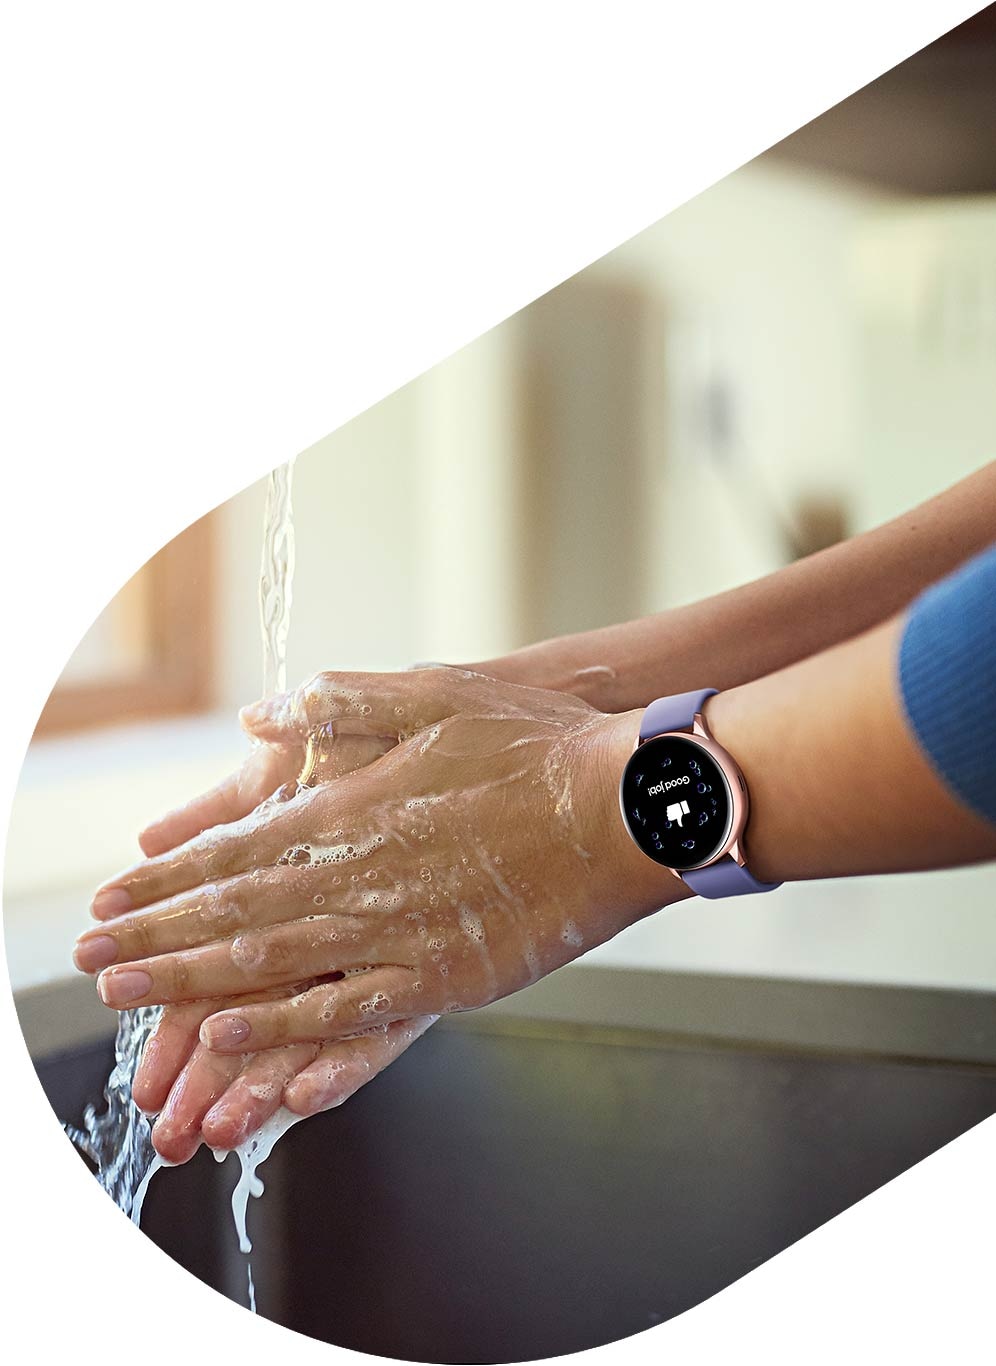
<box><xmin>639</xmin><ymin>689</ymin><xmax>717</xmax><ymax>740</ymax></box>
<box><xmin>641</xmin><ymin>689</ymin><xmax>780</xmax><ymax>899</ymax></box>
<box><xmin>682</xmin><ymin>859</ymin><xmax>779</xmax><ymax>898</ymax></box>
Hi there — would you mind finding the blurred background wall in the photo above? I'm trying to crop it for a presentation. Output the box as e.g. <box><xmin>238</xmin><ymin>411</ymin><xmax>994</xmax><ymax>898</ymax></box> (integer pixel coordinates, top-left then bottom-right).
<box><xmin>6</xmin><ymin>9</ymin><xmax>996</xmax><ymax>1002</ymax></box>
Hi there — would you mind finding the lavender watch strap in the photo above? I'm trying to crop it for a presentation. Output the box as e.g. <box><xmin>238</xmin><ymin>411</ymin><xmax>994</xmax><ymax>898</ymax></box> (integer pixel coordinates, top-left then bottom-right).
<box><xmin>641</xmin><ymin>688</ymin><xmax>780</xmax><ymax>898</ymax></box>
<box><xmin>683</xmin><ymin>859</ymin><xmax>780</xmax><ymax>898</ymax></box>
<box><xmin>639</xmin><ymin>689</ymin><xmax>717</xmax><ymax>739</ymax></box>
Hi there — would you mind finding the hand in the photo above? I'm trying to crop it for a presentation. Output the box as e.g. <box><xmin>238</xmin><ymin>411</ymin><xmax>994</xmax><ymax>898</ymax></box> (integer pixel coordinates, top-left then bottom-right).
<box><xmin>93</xmin><ymin>729</ymin><xmax>416</xmax><ymax>1162</ymax></box>
<box><xmin>123</xmin><ymin>651</ymin><xmax>618</xmax><ymax>1158</ymax></box>
<box><xmin>133</xmin><ymin>731</ymin><xmax>392</xmax><ymax>865</ymax></box>
<box><xmin>132</xmin><ymin>988</ymin><xmax>435</xmax><ymax>1162</ymax></box>
<box><xmin>78</xmin><ymin>669</ymin><xmax>676</xmax><ymax>1056</ymax></box>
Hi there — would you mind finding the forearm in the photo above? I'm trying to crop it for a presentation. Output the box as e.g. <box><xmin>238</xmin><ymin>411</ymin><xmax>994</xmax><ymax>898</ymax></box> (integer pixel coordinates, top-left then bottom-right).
<box><xmin>601</xmin><ymin>612</ymin><xmax>996</xmax><ymax>907</ymax></box>
<box><xmin>474</xmin><ymin>462</ymin><xmax>996</xmax><ymax>710</ymax></box>
<box><xmin>708</xmin><ymin>615</ymin><xmax>996</xmax><ymax>882</ymax></box>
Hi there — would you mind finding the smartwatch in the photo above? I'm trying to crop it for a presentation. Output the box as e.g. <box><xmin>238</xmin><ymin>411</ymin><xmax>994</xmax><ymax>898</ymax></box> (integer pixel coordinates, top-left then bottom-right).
<box><xmin>619</xmin><ymin>689</ymin><xmax>780</xmax><ymax>898</ymax></box>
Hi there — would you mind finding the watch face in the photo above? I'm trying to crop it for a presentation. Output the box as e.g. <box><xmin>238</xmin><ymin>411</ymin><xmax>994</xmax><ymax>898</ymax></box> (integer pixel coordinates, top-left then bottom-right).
<box><xmin>620</xmin><ymin>734</ymin><xmax>734</xmax><ymax>870</ymax></box>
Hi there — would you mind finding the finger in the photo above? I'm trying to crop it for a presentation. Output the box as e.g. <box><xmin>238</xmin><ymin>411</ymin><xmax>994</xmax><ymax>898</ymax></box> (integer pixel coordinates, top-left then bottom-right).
<box><xmin>151</xmin><ymin>1042</ymin><xmax>245</xmax><ymax>1164</ymax></box>
<box><xmin>138</xmin><ymin>744</ymin><xmax>301</xmax><ymax>859</ymax></box>
<box><xmin>133</xmin><ymin>1002</ymin><xmax>214</xmax><ymax>1114</ymax></box>
<box><xmin>95</xmin><ymin>919</ymin><xmax>391</xmax><ymax>1008</ymax></box>
<box><xmin>200</xmin><ymin>1043</ymin><xmax>318</xmax><ymax>1150</ymax></box>
<box><xmin>284</xmin><ymin>1015</ymin><xmax>437</xmax><ymax>1117</ymax></box>
<box><xmin>76</xmin><ymin>863</ymin><xmax>372</xmax><ymax>971</ymax></box>
<box><xmin>199</xmin><ymin>967</ymin><xmax>424</xmax><ymax>1051</ymax></box>
<box><xmin>90</xmin><ymin>780</ymin><xmax>331</xmax><ymax>918</ymax></box>
<box><xmin>131</xmin><ymin>977</ymin><xmax>346</xmax><ymax>1113</ymax></box>
<box><xmin>239</xmin><ymin>666</ymin><xmax>476</xmax><ymax>746</ymax></box>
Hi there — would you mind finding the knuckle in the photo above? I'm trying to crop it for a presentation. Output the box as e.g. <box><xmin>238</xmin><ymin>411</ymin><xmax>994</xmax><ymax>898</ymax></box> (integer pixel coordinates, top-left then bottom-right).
<box><xmin>168</xmin><ymin>955</ymin><xmax>192</xmax><ymax>998</ymax></box>
<box><xmin>198</xmin><ymin>838</ymin><xmax>228</xmax><ymax>880</ymax></box>
<box><xmin>123</xmin><ymin>917</ymin><xmax>155</xmax><ymax>958</ymax></box>
<box><xmin>231</xmin><ymin>926</ymin><xmax>297</xmax><ymax>980</ymax></box>
<box><xmin>196</xmin><ymin>883</ymin><xmax>250</xmax><ymax>936</ymax></box>
<box><xmin>306</xmin><ymin>671</ymin><xmax>347</xmax><ymax>715</ymax></box>
<box><xmin>304</xmin><ymin>983</ymin><xmax>342</xmax><ymax>1033</ymax></box>
<box><xmin>256</xmin><ymin>1005</ymin><xmax>291</xmax><ymax>1046</ymax></box>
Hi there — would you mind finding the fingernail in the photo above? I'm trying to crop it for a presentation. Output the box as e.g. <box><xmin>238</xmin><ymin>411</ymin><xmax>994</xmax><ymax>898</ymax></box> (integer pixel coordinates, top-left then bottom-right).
<box><xmin>73</xmin><ymin>934</ymin><xmax>118</xmax><ymax>973</ymax></box>
<box><xmin>91</xmin><ymin>887</ymin><xmax>132</xmax><ymax>920</ymax></box>
<box><xmin>98</xmin><ymin>968</ymin><xmax>153</xmax><ymax>1007</ymax></box>
<box><xmin>200</xmin><ymin>1016</ymin><xmax>251</xmax><ymax>1050</ymax></box>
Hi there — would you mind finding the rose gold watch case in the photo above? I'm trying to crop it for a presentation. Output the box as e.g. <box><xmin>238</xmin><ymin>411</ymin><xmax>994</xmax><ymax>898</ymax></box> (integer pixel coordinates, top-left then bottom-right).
<box><xmin>622</xmin><ymin>710</ymin><xmax>751</xmax><ymax>878</ymax></box>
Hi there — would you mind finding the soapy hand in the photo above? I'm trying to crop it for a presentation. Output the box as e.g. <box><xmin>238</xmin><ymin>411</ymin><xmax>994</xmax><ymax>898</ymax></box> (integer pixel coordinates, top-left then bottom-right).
<box><xmin>131</xmin><ymin>987</ymin><xmax>435</xmax><ymax>1162</ymax></box>
<box><xmin>121</xmin><ymin>662</ymin><xmax>614</xmax><ymax>1162</ymax></box>
<box><xmin>111</xmin><ymin>730</ymin><xmax>423</xmax><ymax>1162</ymax></box>
<box><xmin>78</xmin><ymin>669</ymin><xmax>674</xmax><ymax>1075</ymax></box>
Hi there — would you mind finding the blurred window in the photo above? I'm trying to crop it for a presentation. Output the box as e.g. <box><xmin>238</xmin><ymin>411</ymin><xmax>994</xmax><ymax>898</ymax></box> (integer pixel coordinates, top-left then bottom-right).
<box><xmin>34</xmin><ymin>513</ymin><xmax>216</xmax><ymax>736</ymax></box>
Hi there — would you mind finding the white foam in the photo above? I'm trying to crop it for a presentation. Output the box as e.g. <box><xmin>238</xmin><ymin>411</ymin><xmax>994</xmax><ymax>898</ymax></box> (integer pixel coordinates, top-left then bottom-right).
<box><xmin>281</xmin><ymin>833</ymin><xmax>382</xmax><ymax>867</ymax></box>
<box><xmin>216</xmin><ymin>1105</ymin><xmax>305</xmax><ymax>1255</ymax></box>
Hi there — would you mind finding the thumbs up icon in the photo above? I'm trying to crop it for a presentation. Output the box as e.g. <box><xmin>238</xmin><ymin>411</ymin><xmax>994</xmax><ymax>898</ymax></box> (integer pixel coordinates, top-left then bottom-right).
<box><xmin>666</xmin><ymin>799</ymin><xmax>691</xmax><ymax>827</ymax></box>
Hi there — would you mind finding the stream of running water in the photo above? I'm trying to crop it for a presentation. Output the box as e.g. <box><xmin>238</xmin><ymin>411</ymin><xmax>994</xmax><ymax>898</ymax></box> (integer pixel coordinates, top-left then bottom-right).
<box><xmin>68</xmin><ymin>459</ymin><xmax>300</xmax><ymax>1311</ymax></box>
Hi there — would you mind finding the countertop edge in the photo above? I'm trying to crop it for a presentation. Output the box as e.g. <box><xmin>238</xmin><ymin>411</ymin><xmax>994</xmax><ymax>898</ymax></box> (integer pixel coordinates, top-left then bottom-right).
<box><xmin>15</xmin><ymin>964</ymin><xmax>996</xmax><ymax>1066</ymax></box>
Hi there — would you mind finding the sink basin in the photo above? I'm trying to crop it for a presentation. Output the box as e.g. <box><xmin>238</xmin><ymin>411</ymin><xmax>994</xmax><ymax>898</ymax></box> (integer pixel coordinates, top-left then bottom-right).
<box><xmin>36</xmin><ymin>1016</ymin><xmax>996</xmax><ymax>1363</ymax></box>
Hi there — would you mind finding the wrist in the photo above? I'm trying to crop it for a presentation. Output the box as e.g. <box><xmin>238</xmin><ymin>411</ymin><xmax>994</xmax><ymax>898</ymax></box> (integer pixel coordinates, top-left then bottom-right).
<box><xmin>586</xmin><ymin>709</ymin><xmax>694</xmax><ymax>925</ymax></box>
<box><xmin>701</xmin><ymin>689</ymin><xmax>781</xmax><ymax>885</ymax></box>
<box><xmin>468</xmin><ymin>637</ymin><xmax>626</xmax><ymax>710</ymax></box>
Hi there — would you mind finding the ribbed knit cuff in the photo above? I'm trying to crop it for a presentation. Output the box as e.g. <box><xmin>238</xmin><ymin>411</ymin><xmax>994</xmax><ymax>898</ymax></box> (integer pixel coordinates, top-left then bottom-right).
<box><xmin>898</xmin><ymin>542</ymin><xmax>996</xmax><ymax>826</ymax></box>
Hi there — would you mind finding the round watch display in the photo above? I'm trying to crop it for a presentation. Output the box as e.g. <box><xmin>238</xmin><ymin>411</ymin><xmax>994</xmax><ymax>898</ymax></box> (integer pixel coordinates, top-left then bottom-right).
<box><xmin>620</xmin><ymin>734</ymin><xmax>734</xmax><ymax>871</ymax></box>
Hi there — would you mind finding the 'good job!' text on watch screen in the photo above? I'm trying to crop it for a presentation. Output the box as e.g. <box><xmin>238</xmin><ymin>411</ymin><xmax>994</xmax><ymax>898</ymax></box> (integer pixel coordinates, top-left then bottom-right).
<box><xmin>621</xmin><ymin>735</ymin><xmax>733</xmax><ymax>870</ymax></box>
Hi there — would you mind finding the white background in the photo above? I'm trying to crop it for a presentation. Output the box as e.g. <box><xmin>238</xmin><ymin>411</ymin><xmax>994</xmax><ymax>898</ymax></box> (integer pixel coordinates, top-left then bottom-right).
<box><xmin>2</xmin><ymin>3</ymin><xmax>993</xmax><ymax>1362</ymax></box>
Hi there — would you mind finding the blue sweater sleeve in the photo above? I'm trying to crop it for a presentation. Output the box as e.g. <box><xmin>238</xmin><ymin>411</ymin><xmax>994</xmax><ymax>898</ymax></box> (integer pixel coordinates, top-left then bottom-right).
<box><xmin>898</xmin><ymin>541</ymin><xmax>996</xmax><ymax>825</ymax></box>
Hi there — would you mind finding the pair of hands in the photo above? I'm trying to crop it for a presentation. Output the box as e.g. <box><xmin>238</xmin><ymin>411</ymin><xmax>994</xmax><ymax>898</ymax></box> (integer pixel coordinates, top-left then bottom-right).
<box><xmin>75</xmin><ymin>667</ymin><xmax>670</xmax><ymax>1163</ymax></box>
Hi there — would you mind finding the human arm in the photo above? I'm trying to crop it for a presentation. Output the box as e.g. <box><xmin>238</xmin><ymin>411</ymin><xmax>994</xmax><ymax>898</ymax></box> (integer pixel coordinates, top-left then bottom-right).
<box><xmin>127</xmin><ymin>464</ymin><xmax>996</xmax><ymax>864</ymax></box>
<box><xmin>77</xmin><ymin>584</ymin><xmax>996</xmax><ymax>1064</ymax></box>
<box><xmin>467</xmin><ymin>461</ymin><xmax>996</xmax><ymax>711</ymax></box>
<box><xmin>84</xmin><ymin>536</ymin><xmax>996</xmax><ymax>1160</ymax></box>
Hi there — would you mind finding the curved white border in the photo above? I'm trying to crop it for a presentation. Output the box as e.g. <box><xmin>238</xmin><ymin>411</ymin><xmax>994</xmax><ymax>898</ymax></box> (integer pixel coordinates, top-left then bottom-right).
<box><xmin>2</xmin><ymin>4</ymin><xmax>990</xmax><ymax>1362</ymax></box>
